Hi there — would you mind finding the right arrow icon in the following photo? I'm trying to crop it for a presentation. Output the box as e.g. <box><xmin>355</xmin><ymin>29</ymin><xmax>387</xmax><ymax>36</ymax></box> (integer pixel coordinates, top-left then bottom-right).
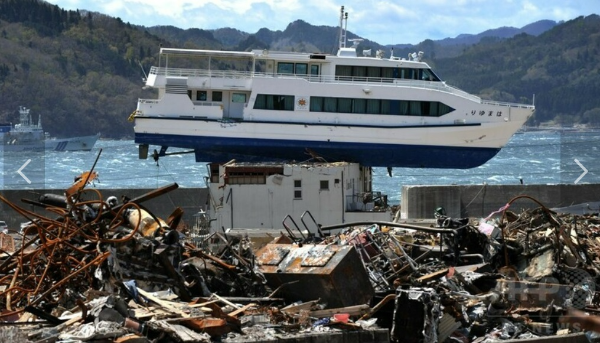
<box><xmin>574</xmin><ymin>159</ymin><xmax>588</xmax><ymax>184</ymax></box>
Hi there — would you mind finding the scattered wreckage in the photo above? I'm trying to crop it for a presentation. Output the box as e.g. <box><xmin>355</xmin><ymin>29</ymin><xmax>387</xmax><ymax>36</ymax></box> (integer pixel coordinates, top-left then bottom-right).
<box><xmin>1</xmin><ymin>157</ymin><xmax>600</xmax><ymax>342</ymax></box>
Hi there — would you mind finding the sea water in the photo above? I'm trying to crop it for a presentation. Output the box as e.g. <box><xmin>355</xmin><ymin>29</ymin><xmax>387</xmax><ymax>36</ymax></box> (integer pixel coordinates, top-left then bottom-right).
<box><xmin>1</xmin><ymin>130</ymin><xmax>599</xmax><ymax>205</ymax></box>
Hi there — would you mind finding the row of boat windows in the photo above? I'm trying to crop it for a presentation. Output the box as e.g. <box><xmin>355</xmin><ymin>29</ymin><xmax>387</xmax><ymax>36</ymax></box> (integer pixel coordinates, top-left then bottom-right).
<box><xmin>277</xmin><ymin>62</ymin><xmax>320</xmax><ymax>76</ymax></box>
<box><xmin>187</xmin><ymin>90</ymin><xmax>453</xmax><ymax>116</ymax></box>
<box><xmin>188</xmin><ymin>90</ymin><xmax>223</xmax><ymax>101</ymax></box>
<box><xmin>335</xmin><ymin>66</ymin><xmax>440</xmax><ymax>81</ymax></box>
<box><xmin>254</xmin><ymin>94</ymin><xmax>454</xmax><ymax>117</ymax></box>
<box><xmin>275</xmin><ymin>62</ymin><xmax>440</xmax><ymax>82</ymax></box>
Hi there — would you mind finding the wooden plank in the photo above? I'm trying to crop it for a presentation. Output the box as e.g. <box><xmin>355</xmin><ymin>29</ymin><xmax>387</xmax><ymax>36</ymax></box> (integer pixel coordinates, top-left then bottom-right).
<box><xmin>136</xmin><ymin>287</ymin><xmax>189</xmax><ymax>318</ymax></box>
<box><xmin>417</xmin><ymin>268</ymin><xmax>449</xmax><ymax>282</ymax></box>
<box><xmin>228</xmin><ymin>303</ymin><xmax>256</xmax><ymax>317</ymax></box>
<box><xmin>281</xmin><ymin>300</ymin><xmax>320</xmax><ymax>314</ymax></box>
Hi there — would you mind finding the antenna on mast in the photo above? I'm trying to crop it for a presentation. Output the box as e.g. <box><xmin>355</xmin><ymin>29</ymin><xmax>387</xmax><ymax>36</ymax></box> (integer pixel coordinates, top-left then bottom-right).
<box><xmin>338</xmin><ymin>6</ymin><xmax>348</xmax><ymax>50</ymax></box>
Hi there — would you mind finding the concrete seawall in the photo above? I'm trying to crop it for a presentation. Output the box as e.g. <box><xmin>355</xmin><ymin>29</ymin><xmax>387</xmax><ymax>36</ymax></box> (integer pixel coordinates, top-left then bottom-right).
<box><xmin>401</xmin><ymin>183</ymin><xmax>600</xmax><ymax>219</ymax></box>
<box><xmin>4</xmin><ymin>184</ymin><xmax>599</xmax><ymax>230</ymax></box>
<box><xmin>0</xmin><ymin>187</ymin><xmax>209</xmax><ymax>230</ymax></box>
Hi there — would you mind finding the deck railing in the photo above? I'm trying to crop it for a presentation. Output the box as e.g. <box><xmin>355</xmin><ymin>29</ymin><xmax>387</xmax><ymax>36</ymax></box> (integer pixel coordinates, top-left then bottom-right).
<box><xmin>148</xmin><ymin>67</ymin><xmax>534</xmax><ymax>109</ymax></box>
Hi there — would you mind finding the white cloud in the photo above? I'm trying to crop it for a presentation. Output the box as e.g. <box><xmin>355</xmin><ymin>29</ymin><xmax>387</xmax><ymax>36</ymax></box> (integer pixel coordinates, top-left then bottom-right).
<box><xmin>44</xmin><ymin>0</ymin><xmax>599</xmax><ymax>45</ymax></box>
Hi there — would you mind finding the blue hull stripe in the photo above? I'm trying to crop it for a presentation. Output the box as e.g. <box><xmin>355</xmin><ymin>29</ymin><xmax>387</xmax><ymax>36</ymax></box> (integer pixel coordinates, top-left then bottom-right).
<box><xmin>136</xmin><ymin>116</ymin><xmax>482</xmax><ymax>130</ymax></box>
<box><xmin>135</xmin><ymin>133</ymin><xmax>500</xmax><ymax>169</ymax></box>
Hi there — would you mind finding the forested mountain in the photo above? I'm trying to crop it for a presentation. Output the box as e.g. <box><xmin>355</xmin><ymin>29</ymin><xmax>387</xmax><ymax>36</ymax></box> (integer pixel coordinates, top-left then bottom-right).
<box><xmin>433</xmin><ymin>15</ymin><xmax>600</xmax><ymax>126</ymax></box>
<box><xmin>0</xmin><ymin>0</ymin><xmax>598</xmax><ymax>139</ymax></box>
<box><xmin>0</xmin><ymin>0</ymin><xmax>166</xmax><ymax>138</ymax></box>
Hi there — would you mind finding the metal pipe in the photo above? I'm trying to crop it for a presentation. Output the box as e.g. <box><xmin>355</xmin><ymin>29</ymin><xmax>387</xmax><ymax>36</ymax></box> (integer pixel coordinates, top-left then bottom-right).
<box><xmin>320</xmin><ymin>220</ymin><xmax>457</xmax><ymax>235</ymax></box>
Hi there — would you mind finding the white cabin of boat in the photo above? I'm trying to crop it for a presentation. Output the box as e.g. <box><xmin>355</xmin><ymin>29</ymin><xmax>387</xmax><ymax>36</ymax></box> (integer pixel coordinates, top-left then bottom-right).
<box><xmin>141</xmin><ymin>43</ymin><xmax>454</xmax><ymax>122</ymax></box>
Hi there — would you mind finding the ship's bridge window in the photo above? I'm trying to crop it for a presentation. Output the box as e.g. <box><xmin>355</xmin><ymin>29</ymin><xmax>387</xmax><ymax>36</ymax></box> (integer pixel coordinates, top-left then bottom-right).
<box><xmin>197</xmin><ymin>91</ymin><xmax>207</xmax><ymax>101</ymax></box>
<box><xmin>335</xmin><ymin>66</ymin><xmax>440</xmax><ymax>82</ymax></box>
<box><xmin>277</xmin><ymin>62</ymin><xmax>312</xmax><ymax>76</ymax></box>
<box><xmin>277</xmin><ymin>62</ymin><xmax>294</xmax><ymax>74</ymax></box>
<box><xmin>254</xmin><ymin>94</ymin><xmax>295</xmax><ymax>111</ymax></box>
<box><xmin>295</xmin><ymin>63</ymin><xmax>308</xmax><ymax>75</ymax></box>
<box><xmin>420</xmin><ymin>69</ymin><xmax>440</xmax><ymax>81</ymax></box>
<box><xmin>336</xmin><ymin>66</ymin><xmax>352</xmax><ymax>78</ymax></box>
<box><xmin>398</xmin><ymin>68</ymin><xmax>418</xmax><ymax>80</ymax></box>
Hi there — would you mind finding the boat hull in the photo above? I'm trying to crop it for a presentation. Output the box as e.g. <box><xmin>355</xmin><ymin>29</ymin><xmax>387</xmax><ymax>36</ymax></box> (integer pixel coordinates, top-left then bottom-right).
<box><xmin>137</xmin><ymin>132</ymin><xmax>499</xmax><ymax>168</ymax></box>
<box><xmin>44</xmin><ymin>134</ymin><xmax>100</xmax><ymax>151</ymax></box>
<box><xmin>135</xmin><ymin>119</ymin><xmax>506</xmax><ymax>168</ymax></box>
<box><xmin>1</xmin><ymin>134</ymin><xmax>100</xmax><ymax>152</ymax></box>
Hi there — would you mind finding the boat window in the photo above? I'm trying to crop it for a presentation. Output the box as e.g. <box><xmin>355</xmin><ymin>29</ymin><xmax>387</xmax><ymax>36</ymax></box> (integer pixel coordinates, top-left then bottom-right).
<box><xmin>409</xmin><ymin>101</ymin><xmax>420</xmax><ymax>115</ymax></box>
<box><xmin>338</xmin><ymin>98</ymin><xmax>352</xmax><ymax>113</ymax></box>
<box><xmin>254</xmin><ymin>94</ymin><xmax>294</xmax><ymax>111</ymax></box>
<box><xmin>428</xmin><ymin>102</ymin><xmax>439</xmax><ymax>116</ymax></box>
<box><xmin>232</xmin><ymin>93</ymin><xmax>247</xmax><ymax>103</ymax></box>
<box><xmin>381</xmin><ymin>68</ymin><xmax>394</xmax><ymax>79</ymax></box>
<box><xmin>295</xmin><ymin>63</ymin><xmax>308</xmax><ymax>75</ymax></box>
<box><xmin>353</xmin><ymin>66</ymin><xmax>367</xmax><ymax>77</ymax></box>
<box><xmin>197</xmin><ymin>91</ymin><xmax>207</xmax><ymax>101</ymax></box>
<box><xmin>353</xmin><ymin>99</ymin><xmax>367</xmax><ymax>114</ymax></box>
<box><xmin>310</xmin><ymin>97</ymin><xmax>324</xmax><ymax>112</ymax></box>
<box><xmin>367</xmin><ymin>67</ymin><xmax>381</xmax><ymax>78</ymax></box>
<box><xmin>366</xmin><ymin>99</ymin><xmax>380</xmax><ymax>114</ymax></box>
<box><xmin>277</xmin><ymin>62</ymin><xmax>294</xmax><ymax>74</ymax></box>
<box><xmin>438</xmin><ymin>102</ymin><xmax>453</xmax><ymax>116</ymax></box>
<box><xmin>324</xmin><ymin>98</ymin><xmax>337</xmax><ymax>112</ymax></box>
<box><xmin>381</xmin><ymin>100</ymin><xmax>391</xmax><ymax>114</ymax></box>
<box><xmin>421</xmin><ymin>69</ymin><xmax>440</xmax><ymax>81</ymax></box>
<box><xmin>310</xmin><ymin>65</ymin><xmax>319</xmax><ymax>76</ymax></box>
<box><xmin>212</xmin><ymin>91</ymin><xmax>223</xmax><ymax>102</ymax></box>
<box><xmin>398</xmin><ymin>101</ymin><xmax>408</xmax><ymax>115</ymax></box>
<box><xmin>420</xmin><ymin>101</ymin><xmax>430</xmax><ymax>115</ymax></box>
<box><xmin>333</xmin><ymin>65</ymin><xmax>438</xmax><ymax>82</ymax></box>
<box><xmin>308</xmin><ymin>96</ymin><xmax>454</xmax><ymax>117</ymax></box>
<box><xmin>335</xmin><ymin>66</ymin><xmax>352</xmax><ymax>79</ymax></box>
<box><xmin>398</xmin><ymin>68</ymin><xmax>415</xmax><ymax>80</ymax></box>
<box><xmin>187</xmin><ymin>90</ymin><xmax>192</xmax><ymax>100</ymax></box>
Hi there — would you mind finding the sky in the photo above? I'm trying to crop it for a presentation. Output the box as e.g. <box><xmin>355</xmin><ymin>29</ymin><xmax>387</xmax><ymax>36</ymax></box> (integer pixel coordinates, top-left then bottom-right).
<box><xmin>44</xmin><ymin>0</ymin><xmax>598</xmax><ymax>45</ymax></box>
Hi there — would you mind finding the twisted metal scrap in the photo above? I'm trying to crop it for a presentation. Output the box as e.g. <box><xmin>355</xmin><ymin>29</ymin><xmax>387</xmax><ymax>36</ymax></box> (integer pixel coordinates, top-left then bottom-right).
<box><xmin>0</xmin><ymin>182</ymin><xmax>142</xmax><ymax>318</ymax></box>
<box><xmin>498</xmin><ymin>195</ymin><xmax>600</xmax><ymax>275</ymax></box>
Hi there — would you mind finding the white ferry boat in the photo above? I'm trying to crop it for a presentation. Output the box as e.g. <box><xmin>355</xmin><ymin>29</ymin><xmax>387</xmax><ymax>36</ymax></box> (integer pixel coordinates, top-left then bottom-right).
<box><xmin>1</xmin><ymin>106</ymin><xmax>99</xmax><ymax>152</ymax></box>
<box><xmin>133</xmin><ymin>7</ymin><xmax>535</xmax><ymax>169</ymax></box>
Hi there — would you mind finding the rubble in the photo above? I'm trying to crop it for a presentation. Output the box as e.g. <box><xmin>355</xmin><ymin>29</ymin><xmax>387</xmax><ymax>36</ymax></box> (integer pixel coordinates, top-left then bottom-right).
<box><xmin>2</xmin><ymin>163</ymin><xmax>600</xmax><ymax>343</ymax></box>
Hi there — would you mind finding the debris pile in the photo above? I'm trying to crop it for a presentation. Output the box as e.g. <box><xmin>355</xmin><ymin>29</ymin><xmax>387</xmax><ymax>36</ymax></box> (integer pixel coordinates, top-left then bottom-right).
<box><xmin>2</xmin><ymin>168</ymin><xmax>600</xmax><ymax>343</ymax></box>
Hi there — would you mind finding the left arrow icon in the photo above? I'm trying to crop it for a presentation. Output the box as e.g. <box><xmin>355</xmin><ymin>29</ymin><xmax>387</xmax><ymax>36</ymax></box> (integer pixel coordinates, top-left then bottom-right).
<box><xmin>17</xmin><ymin>159</ymin><xmax>32</xmax><ymax>184</ymax></box>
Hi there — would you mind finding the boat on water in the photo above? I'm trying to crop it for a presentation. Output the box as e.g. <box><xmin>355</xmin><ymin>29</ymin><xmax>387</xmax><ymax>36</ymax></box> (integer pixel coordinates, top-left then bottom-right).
<box><xmin>1</xmin><ymin>106</ymin><xmax>100</xmax><ymax>152</ymax></box>
<box><xmin>133</xmin><ymin>6</ymin><xmax>535</xmax><ymax>169</ymax></box>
